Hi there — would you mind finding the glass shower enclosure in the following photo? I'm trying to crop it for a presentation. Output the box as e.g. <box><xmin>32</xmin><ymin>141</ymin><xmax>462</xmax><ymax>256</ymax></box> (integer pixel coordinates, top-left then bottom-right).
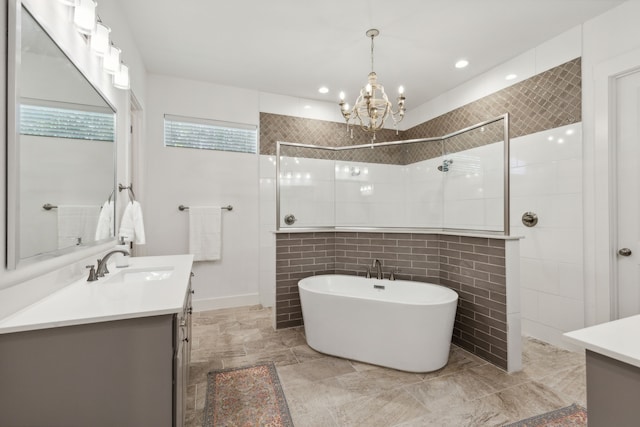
<box><xmin>277</xmin><ymin>114</ymin><xmax>509</xmax><ymax>235</ymax></box>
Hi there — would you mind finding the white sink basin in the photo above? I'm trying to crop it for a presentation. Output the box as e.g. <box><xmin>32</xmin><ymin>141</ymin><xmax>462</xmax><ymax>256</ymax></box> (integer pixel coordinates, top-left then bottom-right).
<box><xmin>105</xmin><ymin>266</ymin><xmax>174</xmax><ymax>284</ymax></box>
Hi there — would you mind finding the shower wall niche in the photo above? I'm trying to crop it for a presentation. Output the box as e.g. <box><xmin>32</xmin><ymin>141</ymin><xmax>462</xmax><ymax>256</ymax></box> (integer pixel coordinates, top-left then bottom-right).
<box><xmin>277</xmin><ymin>115</ymin><xmax>509</xmax><ymax>235</ymax></box>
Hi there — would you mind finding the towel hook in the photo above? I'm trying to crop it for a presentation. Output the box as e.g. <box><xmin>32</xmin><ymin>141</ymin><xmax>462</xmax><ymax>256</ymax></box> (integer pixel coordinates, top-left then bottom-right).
<box><xmin>118</xmin><ymin>183</ymin><xmax>136</xmax><ymax>201</ymax></box>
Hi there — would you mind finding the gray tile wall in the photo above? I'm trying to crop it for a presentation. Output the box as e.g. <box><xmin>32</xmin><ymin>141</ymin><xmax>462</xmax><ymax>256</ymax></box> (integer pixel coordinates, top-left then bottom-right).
<box><xmin>438</xmin><ymin>235</ymin><xmax>507</xmax><ymax>369</ymax></box>
<box><xmin>275</xmin><ymin>231</ymin><xmax>509</xmax><ymax>369</ymax></box>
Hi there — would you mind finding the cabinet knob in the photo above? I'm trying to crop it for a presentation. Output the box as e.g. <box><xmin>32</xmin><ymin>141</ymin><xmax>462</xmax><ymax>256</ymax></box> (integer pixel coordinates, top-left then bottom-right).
<box><xmin>183</xmin><ymin>337</ymin><xmax>189</xmax><ymax>343</ymax></box>
<box><xmin>188</xmin><ymin>307</ymin><xmax>193</xmax><ymax>315</ymax></box>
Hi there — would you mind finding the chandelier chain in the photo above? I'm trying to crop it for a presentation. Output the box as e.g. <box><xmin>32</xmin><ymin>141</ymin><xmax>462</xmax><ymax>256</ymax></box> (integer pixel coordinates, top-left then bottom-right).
<box><xmin>370</xmin><ymin>33</ymin><xmax>375</xmax><ymax>73</ymax></box>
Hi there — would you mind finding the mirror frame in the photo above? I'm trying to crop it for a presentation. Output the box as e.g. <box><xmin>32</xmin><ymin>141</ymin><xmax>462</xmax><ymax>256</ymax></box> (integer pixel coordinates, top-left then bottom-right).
<box><xmin>6</xmin><ymin>1</ymin><xmax>118</xmax><ymax>270</ymax></box>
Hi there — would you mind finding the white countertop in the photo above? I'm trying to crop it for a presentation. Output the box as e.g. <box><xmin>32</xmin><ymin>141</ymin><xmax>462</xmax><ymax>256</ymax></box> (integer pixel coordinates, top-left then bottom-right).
<box><xmin>0</xmin><ymin>254</ymin><xmax>194</xmax><ymax>335</ymax></box>
<box><xmin>564</xmin><ymin>314</ymin><xmax>640</xmax><ymax>368</ymax></box>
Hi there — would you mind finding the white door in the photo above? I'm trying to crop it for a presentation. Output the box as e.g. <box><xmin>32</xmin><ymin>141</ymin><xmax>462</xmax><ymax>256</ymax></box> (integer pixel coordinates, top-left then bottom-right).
<box><xmin>615</xmin><ymin>69</ymin><xmax>640</xmax><ymax>319</ymax></box>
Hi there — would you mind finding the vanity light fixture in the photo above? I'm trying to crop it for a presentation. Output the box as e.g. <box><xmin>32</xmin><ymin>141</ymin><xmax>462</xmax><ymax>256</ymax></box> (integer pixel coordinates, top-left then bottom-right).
<box><xmin>73</xmin><ymin>0</ymin><xmax>97</xmax><ymax>35</ymax></box>
<box><xmin>102</xmin><ymin>44</ymin><xmax>121</xmax><ymax>74</ymax></box>
<box><xmin>338</xmin><ymin>29</ymin><xmax>406</xmax><ymax>141</ymax></box>
<box><xmin>90</xmin><ymin>21</ymin><xmax>110</xmax><ymax>56</ymax></box>
<box><xmin>113</xmin><ymin>63</ymin><xmax>130</xmax><ymax>90</ymax></box>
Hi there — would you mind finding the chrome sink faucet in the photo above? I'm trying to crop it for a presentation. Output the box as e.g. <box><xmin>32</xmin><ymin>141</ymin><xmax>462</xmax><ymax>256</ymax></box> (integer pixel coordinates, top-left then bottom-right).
<box><xmin>94</xmin><ymin>249</ymin><xmax>130</xmax><ymax>279</ymax></box>
<box><xmin>373</xmin><ymin>259</ymin><xmax>383</xmax><ymax>280</ymax></box>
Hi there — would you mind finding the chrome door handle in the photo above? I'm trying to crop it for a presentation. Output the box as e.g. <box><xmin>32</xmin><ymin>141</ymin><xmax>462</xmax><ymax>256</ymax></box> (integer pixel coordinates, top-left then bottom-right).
<box><xmin>618</xmin><ymin>248</ymin><xmax>632</xmax><ymax>256</ymax></box>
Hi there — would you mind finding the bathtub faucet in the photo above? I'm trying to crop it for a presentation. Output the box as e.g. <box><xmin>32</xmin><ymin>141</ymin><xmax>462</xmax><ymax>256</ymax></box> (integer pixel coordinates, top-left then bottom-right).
<box><xmin>373</xmin><ymin>259</ymin><xmax>383</xmax><ymax>280</ymax></box>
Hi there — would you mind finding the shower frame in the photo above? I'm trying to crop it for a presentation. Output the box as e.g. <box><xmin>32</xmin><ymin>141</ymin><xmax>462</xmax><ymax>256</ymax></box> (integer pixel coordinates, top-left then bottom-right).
<box><xmin>276</xmin><ymin>113</ymin><xmax>510</xmax><ymax>236</ymax></box>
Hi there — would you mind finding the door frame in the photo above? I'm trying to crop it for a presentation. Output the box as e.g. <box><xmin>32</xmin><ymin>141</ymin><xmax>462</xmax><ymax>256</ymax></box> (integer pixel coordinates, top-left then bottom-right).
<box><xmin>590</xmin><ymin>48</ymin><xmax>640</xmax><ymax>324</ymax></box>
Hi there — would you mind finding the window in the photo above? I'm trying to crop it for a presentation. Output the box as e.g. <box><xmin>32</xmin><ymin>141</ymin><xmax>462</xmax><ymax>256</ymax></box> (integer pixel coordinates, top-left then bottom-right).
<box><xmin>164</xmin><ymin>114</ymin><xmax>257</xmax><ymax>154</ymax></box>
<box><xmin>20</xmin><ymin>103</ymin><xmax>115</xmax><ymax>142</ymax></box>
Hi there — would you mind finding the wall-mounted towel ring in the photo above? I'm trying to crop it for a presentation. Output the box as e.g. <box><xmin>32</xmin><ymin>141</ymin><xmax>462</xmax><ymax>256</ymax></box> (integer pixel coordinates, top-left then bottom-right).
<box><xmin>179</xmin><ymin>204</ymin><xmax>233</xmax><ymax>211</ymax></box>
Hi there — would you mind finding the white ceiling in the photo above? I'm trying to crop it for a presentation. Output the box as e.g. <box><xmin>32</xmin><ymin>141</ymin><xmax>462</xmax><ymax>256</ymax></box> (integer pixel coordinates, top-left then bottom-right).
<box><xmin>117</xmin><ymin>0</ymin><xmax>625</xmax><ymax>107</ymax></box>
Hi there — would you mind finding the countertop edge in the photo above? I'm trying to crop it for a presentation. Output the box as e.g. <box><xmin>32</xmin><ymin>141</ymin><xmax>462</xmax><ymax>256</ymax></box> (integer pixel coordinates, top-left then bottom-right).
<box><xmin>0</xmin><ymin>255</ymin><xmax>194</xmax><ymax>335</ymax></box>
<box><xmin>563</xmin><ymin>316</ymin><xmax>640</xmax><ymax>369</ymax></box>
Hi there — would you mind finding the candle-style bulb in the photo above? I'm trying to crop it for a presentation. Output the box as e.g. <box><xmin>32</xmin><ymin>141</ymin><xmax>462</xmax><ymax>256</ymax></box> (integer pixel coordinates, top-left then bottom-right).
<box><xmin>339</xmin><ymin>91</ymin><xmax>345</xmax><ymax>101</ymax></box>
<box><xmin>398</xmin><ymin>86</ymin><xmax>405</xmax><ymax>95</ymax></box>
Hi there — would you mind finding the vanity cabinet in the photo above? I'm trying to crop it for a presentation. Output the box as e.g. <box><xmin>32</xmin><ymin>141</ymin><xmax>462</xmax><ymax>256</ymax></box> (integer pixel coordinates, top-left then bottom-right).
<box><xmin>0</xmin><ymin>281</ymin><xmax>193</xmax><ymax>427</ymax></box>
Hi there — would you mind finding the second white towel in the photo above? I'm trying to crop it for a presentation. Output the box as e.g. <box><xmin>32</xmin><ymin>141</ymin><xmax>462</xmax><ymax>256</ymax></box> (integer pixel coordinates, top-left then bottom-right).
<box><xmin>189</xmin><ymin>206</ymin><xmax>222</xmax><ymax>261</ymax></box>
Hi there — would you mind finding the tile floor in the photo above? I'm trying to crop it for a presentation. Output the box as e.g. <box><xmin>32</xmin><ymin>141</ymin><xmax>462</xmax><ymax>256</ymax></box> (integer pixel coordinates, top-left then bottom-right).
<box><xmin>185</xmin><ymin>305</ymin><xmax>586</xmax><ymax>427</ymax></box>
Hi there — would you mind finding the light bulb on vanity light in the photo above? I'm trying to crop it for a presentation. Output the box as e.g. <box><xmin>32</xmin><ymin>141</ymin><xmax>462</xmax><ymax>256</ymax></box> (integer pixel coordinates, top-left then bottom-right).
<box><xmin>102</xmin><ymin>44</ymin><xmax>121</xmax><ymax>74</ymax></box>
<box><xmin>90</xmin><ymin>22</ymin><xmax>110</xmax><ymax>56</ymax></box>
<box><xmin>113</xmin><ymin>63</ymin><xmax>130</xmax><ymax>90</ymax></box>
<box><xmin>73</xmin><ymin>0</ymin><xmax>97</xmax><ymax>35</ymax></box>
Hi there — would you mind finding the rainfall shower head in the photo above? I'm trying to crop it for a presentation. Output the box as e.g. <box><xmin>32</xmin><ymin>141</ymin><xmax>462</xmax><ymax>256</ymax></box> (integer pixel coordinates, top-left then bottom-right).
<box><xmin>437</xmin><ymin>159</ymin><xmax>453</xmax><ymax>172</ymax></box>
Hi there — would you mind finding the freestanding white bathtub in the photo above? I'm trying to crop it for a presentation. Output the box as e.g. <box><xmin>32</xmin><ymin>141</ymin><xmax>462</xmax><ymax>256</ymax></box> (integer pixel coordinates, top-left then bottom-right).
<box><xmin>298</xmin><ymin>274</ymin><xmax>459</xmax><ymax>372</ymax></box>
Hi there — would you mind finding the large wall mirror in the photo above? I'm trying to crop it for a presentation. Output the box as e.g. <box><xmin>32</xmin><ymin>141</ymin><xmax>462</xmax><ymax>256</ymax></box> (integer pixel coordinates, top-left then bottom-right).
<box><xmin>6</xmin><ymin>5</ymin><xmax>117</xmax><ymax>269</ymax></box>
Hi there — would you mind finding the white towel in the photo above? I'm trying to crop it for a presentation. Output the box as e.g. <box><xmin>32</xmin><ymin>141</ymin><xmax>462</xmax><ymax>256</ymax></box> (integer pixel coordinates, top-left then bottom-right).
<box><xmin>119</xmin><ymin>201</ymin><xmax>146</xmax><ymax>245</ymax></box>
<box><xmin>94</xmin><ymin>200</ymin><xmax>114</xmax><ymax>241</ymax></box>
<box><xmin>57</xmin><ymin>205</ymin><xmax>101</xmax><ymax>249</ymax></box>
<box><xmin>189</xmin><ymin>206</ymin><xmax>221</xmax><ymax>261</ymax></box>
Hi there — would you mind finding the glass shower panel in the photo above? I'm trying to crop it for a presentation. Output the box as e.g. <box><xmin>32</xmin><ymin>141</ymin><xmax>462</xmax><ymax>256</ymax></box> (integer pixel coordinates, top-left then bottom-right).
<box><xmin>334</xmin><ymin>144</ymin><xmax>407</xmax><ymax>227</ymax></box>
<box><xmin>278</xmin><ymin>144</ymin><xmax>335</xmax><ymax>228</ymax></box>
<box><xmin>401</xmin><ymin>139</ymin><xmax>445</xmax><ymax>229</ymax></box>
<box><xmin>441</xmin><ymin>119</ymin><xmax>505</xmax><ymax>232</ymax></box>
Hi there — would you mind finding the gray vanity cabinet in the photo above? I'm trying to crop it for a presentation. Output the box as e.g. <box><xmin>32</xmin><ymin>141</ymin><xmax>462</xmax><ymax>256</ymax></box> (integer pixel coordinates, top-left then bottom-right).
<box><xmin>0</xmin><ymin>282</ymin><xmax>193</xmax><ymax>427</ymax></box>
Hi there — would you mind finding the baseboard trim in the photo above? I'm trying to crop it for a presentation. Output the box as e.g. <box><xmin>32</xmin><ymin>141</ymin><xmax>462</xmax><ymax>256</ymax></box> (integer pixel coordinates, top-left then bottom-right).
<box><xmin>192</xmin><ymin>293</ymin><xmax>261</xmax><ymax>312</ymax></box>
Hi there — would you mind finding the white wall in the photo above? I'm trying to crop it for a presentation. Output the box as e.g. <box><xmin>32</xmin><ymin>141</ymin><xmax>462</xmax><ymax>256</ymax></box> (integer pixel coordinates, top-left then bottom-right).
<box><xmin>512</xmin><ymin>123</ymin><xmax>584</xmax><ymax>347</ymax></box>
<box><xmin>143</xmin><ymin>74</ymin><xmax>262</xmax><ymax>310</ymax></box>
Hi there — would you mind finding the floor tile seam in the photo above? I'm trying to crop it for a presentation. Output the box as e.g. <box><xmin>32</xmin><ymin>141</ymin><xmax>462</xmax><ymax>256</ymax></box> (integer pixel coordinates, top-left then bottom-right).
<box><xmin>398</xmin><ymin>382</ymin><xmax>433</xmax><ymax>413</ymax></box>
<box><xmin>534</xmin><ymin>362</ymin><xmax>585</xmax><ymax>383</ymax></box>
<box><xmin>419</xmin><ymin>362</ymin><xmax>486</xmax><ymax>384</ymax></box>
<box><xmin>525</xmin><ymin>377</ymin><xmax>582</xmax><ymax>406</ymax></box>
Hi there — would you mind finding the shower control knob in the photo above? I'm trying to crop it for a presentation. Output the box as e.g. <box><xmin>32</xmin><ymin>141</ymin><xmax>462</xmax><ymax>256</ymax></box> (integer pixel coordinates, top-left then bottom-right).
<box><xmin>284</xmin><ymin>214</ymin><xmax>297</xmax><ymax>225</ymax></box>
<box><xmin>618</xmin><ymin>248</ymin><xmax>632</xmax><ymax>257</ymax></box>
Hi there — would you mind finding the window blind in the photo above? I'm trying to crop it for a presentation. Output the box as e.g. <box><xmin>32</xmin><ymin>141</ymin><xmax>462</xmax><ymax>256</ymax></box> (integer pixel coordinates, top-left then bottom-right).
<box><xmin>20</xmin><ymin>104</ymin><xmax>115</xmax><ymax>142</ymax></box>
<box><xmin>164</xmin><ymin>114</ymin><xmax>257</xmax><ymax>154</ymax></box>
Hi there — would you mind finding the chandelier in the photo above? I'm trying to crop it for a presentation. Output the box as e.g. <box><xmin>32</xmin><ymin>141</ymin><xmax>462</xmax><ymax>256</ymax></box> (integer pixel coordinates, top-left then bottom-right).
<box><xmin>339</xmin><ymin>29</ymin><xmax>406</xmax><ymax>141</ymax></box>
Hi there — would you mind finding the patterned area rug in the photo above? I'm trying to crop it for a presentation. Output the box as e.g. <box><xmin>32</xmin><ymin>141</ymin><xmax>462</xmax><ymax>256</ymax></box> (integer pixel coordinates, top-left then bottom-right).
<box><xmin>504</xmin><ymin>404</ymin><xmax>587</xmax><ymax>426</ymax></box>
<box><xmin>203</xmin><ymin>362</ymin><xmax>293</xmax><ymax>427</ymax></box>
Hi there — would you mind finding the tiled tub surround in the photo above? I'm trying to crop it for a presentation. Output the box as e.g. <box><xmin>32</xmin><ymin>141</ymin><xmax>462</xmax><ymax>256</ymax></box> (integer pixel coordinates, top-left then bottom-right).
<box><xmin>275</xmin><ymin>232</ymin><xmax>521</xmax><ymax>371</ymax></box>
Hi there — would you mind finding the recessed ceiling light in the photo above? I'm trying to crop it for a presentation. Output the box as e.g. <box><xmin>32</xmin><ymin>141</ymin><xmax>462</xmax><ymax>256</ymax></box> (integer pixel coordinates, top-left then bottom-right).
<box><xmin>455</xmin><ymin>59</ymin><xmax>469</xmax><ymax>69</ymax></box>
<box><xmin>303</xmin><ymin>105</ymin><xmax>312</xmax><ymax>109</ymax></box>
<box><xmin>318</xmin><ymin>86</ymin><xmax>329</xmax><ymax>94</ymax></box>
<box><xmin>505</xmin><ymin>74</ymin><xmax>517</xmax><ymax>80</ymax></box>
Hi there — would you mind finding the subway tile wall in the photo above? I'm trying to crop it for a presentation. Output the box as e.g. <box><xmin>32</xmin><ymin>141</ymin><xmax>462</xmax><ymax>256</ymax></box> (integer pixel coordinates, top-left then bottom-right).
<box><xmin>276</xmin><ymin>232</ymin><xmax>509</xmax><ymax>369</ymax></box>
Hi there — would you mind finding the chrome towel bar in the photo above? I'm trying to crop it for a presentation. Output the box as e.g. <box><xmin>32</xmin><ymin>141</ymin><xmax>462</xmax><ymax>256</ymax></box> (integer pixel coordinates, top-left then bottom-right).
<box><xmin>178</xmin><ymin>205</ymin><xmax>233</xmax><ymax>211</ymax></box>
